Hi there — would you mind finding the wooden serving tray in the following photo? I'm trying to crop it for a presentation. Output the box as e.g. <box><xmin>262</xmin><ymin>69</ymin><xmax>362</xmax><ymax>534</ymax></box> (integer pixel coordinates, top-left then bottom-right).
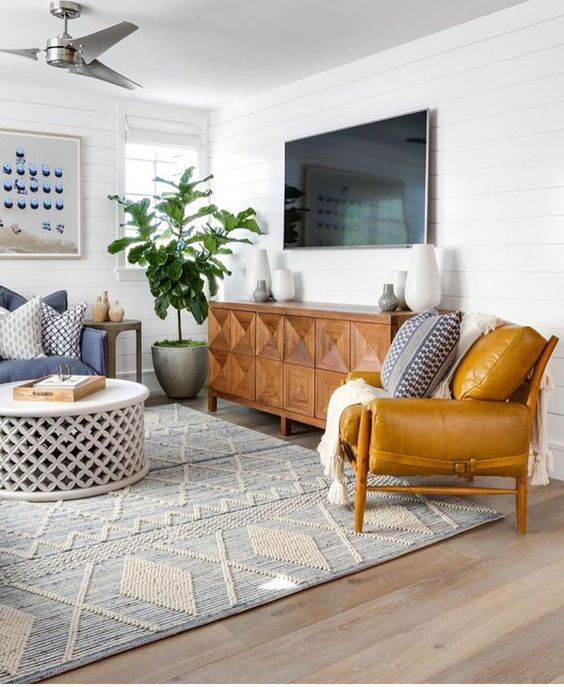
<box><xmin>13</xmin><ymin>376</ymin><xmax>106</xmax><ymax>402</ymax></box>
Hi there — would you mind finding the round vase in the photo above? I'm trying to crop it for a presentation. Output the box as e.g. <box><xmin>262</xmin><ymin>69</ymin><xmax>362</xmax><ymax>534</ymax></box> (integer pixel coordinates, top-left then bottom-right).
<box><xmin>392</xmin><ymin>270</ymin><xmax>408</xmax><ymax>309</ymax></box>
<box><xmin>253</xmin><ymin>280</ymin><xmax>270</xmax><ymax>302</ymax></box>
<box><xmin>271</xmin><ymin>269</ymin><xmax>295</xmax><ymax>302</ymax></box>
<box><xmin>378</xmin><ymin>283</ymin><xmax>399</xmax><ymax>312</ymax></box>
<box><xmin>91</xmin><ymin>296</ymin><xmax>107</xmax><ymax>323</ymax></box>
<box><xmin>404</xmin><ymin>244</ymin><xmax>441</xmax><ymax>312</ymax></box>
<box><xmin>109</xmin><ymin>300</ymin><xmax>125</xmax><ymax>323</ymax></box>
<box><xmin>245</xmin><ymin>248</ymin><xmax>272</xmax><ymax>300</ymax></box>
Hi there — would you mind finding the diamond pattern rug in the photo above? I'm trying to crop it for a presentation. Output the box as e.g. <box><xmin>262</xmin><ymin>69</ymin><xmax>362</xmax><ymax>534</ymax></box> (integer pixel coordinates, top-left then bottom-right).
<box><xmin>0</xmin><ymin>404</ymin><xmax>503</xmax><ymax>683</ymax></box>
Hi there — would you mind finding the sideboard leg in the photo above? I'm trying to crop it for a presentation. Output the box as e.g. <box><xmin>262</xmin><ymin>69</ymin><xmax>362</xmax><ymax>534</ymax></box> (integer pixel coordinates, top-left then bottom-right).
<box><xmin>280</xmin><ymin>416</ymin><xmax>292</xmax><ymax>436</ymax></box>
<box><xmin>208</xmin><ymin>389</ymin><xmax>217</xmax><ymax>412</ymax></box>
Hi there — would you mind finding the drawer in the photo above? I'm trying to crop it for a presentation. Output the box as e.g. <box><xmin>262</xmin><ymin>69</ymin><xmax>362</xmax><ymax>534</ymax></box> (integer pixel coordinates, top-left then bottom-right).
<box><xmin>256</xmin><ymin>358</ymin><xmax>283</xmax><ymax>408</ymax></box>
<box><xmin>284</xmin><ymin>363</ymin><xmax>314</xmax><ymax>417</ymax></box>
<box><xmin>315</xmin><ymin>318</ymin><xmax>350</xmax><ymax>372</ymax></box>
<box><xmin>284</xmin><ymin>315</ymin><xmax>315</xmax><ymax>367</ymax></box>
<box><xmin>350</xmin><ymin>321</ymin><xmax>389</xmax><ymax>371</ymax></box>
<box><xmin>315</xmin><ymin>369</ymin><xmax>347</xmax><ymax>420</ymax></box>
<box><xmin>256</xmin><ymin>312</ymin><xmax>283</xmax><ymax>360</ymax></box>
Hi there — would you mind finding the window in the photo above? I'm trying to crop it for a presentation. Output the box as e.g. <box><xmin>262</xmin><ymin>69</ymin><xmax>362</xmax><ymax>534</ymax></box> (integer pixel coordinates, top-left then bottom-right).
<box><xmin>115</xmin><ymin>112</ymin><xmax>205</xmax><ymax>278</ymax></box>
<box><xmin>121</xmin><ymin>143</ymin><xmax>200</xmax><ymax>266</ymax></box>
<box><xmin>125</xmin><ymin>143</ymin><xmax>199</xmax><ymax>204</ymax></box>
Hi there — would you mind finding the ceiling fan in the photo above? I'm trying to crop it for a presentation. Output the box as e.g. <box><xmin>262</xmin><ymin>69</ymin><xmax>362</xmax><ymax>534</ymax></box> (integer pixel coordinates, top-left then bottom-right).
<box><xmin>0</xmin><ymin>0</ymin><xmax>141</xmax><ymax>90</ymax></box>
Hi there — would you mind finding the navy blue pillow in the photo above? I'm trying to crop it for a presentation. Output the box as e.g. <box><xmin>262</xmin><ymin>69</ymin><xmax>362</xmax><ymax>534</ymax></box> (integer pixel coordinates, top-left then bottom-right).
<box><xmin>0</xmin><ymin>286</ymin><xmax>68</xmax><ymax>314</ymax></box>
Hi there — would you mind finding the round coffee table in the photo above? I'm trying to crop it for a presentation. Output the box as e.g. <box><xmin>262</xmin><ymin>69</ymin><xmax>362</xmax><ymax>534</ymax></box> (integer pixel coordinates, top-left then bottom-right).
<box><xmin>0</xmin><ymin>379</ymin><xmax>150</xmax><ymax>501</ymax></box>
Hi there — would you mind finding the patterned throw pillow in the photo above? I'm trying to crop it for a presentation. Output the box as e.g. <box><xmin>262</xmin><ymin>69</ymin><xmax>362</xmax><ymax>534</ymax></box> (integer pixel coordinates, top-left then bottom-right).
<box><xmin>41</xmin><ymin>302</ymin><xmax>87</xmax><ymax>359</ymax></box>
<box><xmin>0</xmin><ymin>296</ymin><xmax>45</xmax><ymax>360</ymax></box>
<box><xmin>381</xmin><ymin>308</ymin><xmax>461</xmax><ymax>398</ymax></box>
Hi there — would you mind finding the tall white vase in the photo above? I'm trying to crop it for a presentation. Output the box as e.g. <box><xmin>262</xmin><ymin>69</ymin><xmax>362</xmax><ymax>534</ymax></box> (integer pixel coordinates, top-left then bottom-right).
<box><xmin>245</xmin><ymin>248</ymin><xmax>272</xmax><ymax>300</ymax></box>
<box><xmin>404</xmin><ymin>244</ymin><xmax>441</xmax><ymax>312</ymax></box>
<box><xmin>272</xmin><ymin>269</ymin><xmax>295</xmax><ymax>302</ymax></box>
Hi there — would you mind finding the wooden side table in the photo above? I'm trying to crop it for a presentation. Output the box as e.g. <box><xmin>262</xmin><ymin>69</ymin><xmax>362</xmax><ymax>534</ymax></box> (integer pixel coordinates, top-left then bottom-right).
<box><xmin>84</xmin><ymin>320</ymin><xmax>142</xmax><ymax>383</ymax></box>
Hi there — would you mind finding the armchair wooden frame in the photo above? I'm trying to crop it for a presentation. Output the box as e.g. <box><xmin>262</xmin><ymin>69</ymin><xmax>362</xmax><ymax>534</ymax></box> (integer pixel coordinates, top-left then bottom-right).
<box><xmin>344</xmin><ymin>336</ymin><xmax>558</xmax><ymax>536</ymax></box>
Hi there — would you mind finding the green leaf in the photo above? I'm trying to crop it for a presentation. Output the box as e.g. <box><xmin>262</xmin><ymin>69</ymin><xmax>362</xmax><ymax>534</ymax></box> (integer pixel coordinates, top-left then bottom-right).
<box><xmin>107</xmin><ymin>236</ymin><xmax>140</xmax><ymax>254</ymax></box>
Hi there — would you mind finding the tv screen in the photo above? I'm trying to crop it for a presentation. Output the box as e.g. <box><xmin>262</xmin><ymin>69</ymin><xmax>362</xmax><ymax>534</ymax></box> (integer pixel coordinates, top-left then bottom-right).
<box><xmin>284</xmin><ymin>109</ymin><xmax>428</xmax><ymax>249</ymax></box>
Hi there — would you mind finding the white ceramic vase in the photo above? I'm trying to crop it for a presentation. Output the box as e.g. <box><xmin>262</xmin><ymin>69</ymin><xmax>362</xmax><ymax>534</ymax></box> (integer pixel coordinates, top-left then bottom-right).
<box><xmin>271</xmin><ymin>269</ymin><xmax>295</xmax><ymax>302</ymax></box>
<box><xmin>404</xmin><ymin>244</ymin><xmax>441</xmax><ymax>312</ymax></box>
<box><xmin>391</xmin><ymin>270</ymin><xmax>408</xmax><ymax>309</ymax></box>
<box><xmin>245</xmin><ymin>248</ymin><xmax>272</xmax><ymax>300</ymax></box>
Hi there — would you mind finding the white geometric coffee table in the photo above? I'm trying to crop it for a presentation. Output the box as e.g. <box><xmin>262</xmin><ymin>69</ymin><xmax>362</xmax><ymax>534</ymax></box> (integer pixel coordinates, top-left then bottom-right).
<box><xmin>0</xmin><ymin>379</ymin><xmax>150</xmax><ymax>501</ymax></box>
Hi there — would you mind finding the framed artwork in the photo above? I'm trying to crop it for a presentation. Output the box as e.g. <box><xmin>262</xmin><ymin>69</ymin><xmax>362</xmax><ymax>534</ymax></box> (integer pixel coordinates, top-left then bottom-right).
<box><xmin>0</xmin><ymin>129</ymin><xmax>81</xmax><ymax>258</ymax></box>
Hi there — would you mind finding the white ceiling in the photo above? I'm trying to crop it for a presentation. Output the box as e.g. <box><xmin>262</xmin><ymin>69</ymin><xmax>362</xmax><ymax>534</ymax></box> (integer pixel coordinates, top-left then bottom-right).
<box><xmin>0</xmin><ymin>0</ymin><xmax>528</xmax><ymax>109</ymax></box>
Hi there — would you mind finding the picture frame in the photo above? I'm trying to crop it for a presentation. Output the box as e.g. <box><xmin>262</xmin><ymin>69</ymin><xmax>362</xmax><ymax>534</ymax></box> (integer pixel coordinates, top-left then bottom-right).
<box><xmin>0</xmin><ymin>128</ymin><xmax>81</xmax><ymax>258</ymax></box>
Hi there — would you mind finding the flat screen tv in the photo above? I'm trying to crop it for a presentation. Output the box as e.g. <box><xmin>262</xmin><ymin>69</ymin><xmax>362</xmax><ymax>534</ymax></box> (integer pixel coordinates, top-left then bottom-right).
<box><xmin>283</xmin><ymin>109</ymin><xmax>428</xmax><ymax>249</ymax></box>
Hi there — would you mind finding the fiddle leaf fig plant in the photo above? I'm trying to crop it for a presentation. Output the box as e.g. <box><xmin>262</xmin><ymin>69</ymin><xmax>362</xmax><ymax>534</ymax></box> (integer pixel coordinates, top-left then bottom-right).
<box><xmin>108</xmin><ymin>167</ymin><xmax>261</xmax><ymax>343</ymax></box>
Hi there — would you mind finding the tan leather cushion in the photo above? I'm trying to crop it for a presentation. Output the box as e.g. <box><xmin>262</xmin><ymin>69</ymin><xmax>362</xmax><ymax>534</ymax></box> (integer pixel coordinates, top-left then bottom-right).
<box><xmin>452</xmin><ymin>325</ymin><xmax>546</xmax><ymax>401</ymax></box>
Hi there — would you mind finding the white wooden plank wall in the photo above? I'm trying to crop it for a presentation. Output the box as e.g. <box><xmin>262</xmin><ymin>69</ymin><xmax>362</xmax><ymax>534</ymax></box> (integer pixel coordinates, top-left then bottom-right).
<box><xmin>0</xmin><ymin>85</ymin><xmax>208</xmax><ymax>390</ymax></box>
<box><xmin>208</xmin><ymin>0</ymin><xmax>564</xmax><ymax>477</ymax></box>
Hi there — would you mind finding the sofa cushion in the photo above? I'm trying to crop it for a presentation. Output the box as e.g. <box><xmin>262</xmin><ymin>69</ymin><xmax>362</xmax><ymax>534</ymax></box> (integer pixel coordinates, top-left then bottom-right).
<box><xmin>452</xmin><ymin>325</ymin><xmax>546</xmax><ymax>401</ymax></box>
<box><xmin>0</xmin><ymin>286</ymin><xmax>68</xmax><ymax>314</ymax></box>
<box><xmin>0</xmin><ymin>356</ymin><xmax>96</xmax><ymax>384</ymax></box>
<box><xmin>0</xmin><ymin>296</ymin><xmax>45</xmax><ymax>360</ymax></box>
<box><xmin>41</xmin><ymin>302</ymin><xmax>87</xmax><ymax>359</ymax></box>
<box><xmin>381</xmin><ymin>308</ymin><xmax>461</xmax><ymax>398</ymax></box>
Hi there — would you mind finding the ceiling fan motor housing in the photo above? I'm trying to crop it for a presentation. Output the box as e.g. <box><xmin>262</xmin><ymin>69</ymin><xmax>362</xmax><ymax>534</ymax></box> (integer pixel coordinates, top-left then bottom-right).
<box><xmin>45</xmin><ymin>36</ymin><xmax>81</xmax><ymax>68</ymax></box>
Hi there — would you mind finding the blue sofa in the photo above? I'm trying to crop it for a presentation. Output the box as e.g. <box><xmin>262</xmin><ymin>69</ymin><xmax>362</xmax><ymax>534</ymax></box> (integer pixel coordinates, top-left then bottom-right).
<box><xmin>0</xmin><ymin>287</ymin><xmax>107</xmax><ymax>384</ymax></box>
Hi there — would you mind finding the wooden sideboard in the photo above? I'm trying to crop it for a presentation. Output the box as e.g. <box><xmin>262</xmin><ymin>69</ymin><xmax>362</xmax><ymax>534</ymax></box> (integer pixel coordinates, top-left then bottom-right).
<box><xmin>207</xmin><ymin>300</ymin><xmax>414</xmax><ymax>435</ymax></box>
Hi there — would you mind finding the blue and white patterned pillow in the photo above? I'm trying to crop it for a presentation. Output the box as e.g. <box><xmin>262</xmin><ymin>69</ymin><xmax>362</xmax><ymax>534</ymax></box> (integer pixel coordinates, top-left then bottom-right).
<box><xmin>41</xmin><ymin>302</ymin><xmax>87</xmax><ymax>359</ymax></box>
<box><xmin>381</xmin><ymin>308</ymin><xmax>461</xmax><ymax>398</ymax></box>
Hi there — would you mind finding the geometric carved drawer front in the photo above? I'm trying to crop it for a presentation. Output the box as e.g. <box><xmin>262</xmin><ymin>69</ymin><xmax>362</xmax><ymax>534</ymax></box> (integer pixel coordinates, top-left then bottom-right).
<box><xmin>284</xmin><ymin>363</ymin><xmax>314</xmax><ymax>416</ymax></box>
<box><xmin>351</xmin><ymin>321</ymin><xmax>389</xmax><ymax>371</ymax></box>
<box><xmin>209</xmin><ymin>348</ymin><xmax>230</xmax><ymax>393</ymax></box>
<box><xmin>284</xmin><ymin>316</ymin><xmax>315</xmax><ymax>367</ymax></box>
<box><xmin>315</xmin><ymin>369</ymin><xmax>346</xmax><ymax>420</ymax></box>
<box><xmin>230</xmin><ymin>353</ymin><xmax>255</xmax><ymax>401</ymax></box>
<box><xmin>0</xmin><ymin>402</ymin><xmax>146</xmax><ymax>499</ymax></box>
<box><xmin>315</xmin><ymin>318</ymin><xmax>350</xmax><ymax>372</ymax></box>
<box><xmin>256</xmin><ymin>358</ymin><xmax>283</xmax><ymax>408</ymax></box>
<box><xmin>209</xmin><ymin>307</ymin><xmax>231</xmax><ymax>351</ymax></box>
<box><xmin>230</xmin><ymin>310</ymin><xmax>256</xmax><ymax>356</ymax></box>
<box><xmin>256</xmin><ymin>312</ymin><xmax>283</xmax><ymax>360</ymax></box>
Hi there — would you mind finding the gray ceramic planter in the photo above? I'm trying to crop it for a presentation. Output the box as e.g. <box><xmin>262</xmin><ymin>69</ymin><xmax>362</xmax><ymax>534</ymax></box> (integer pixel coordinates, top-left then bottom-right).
<box><xmin>151</xmin><ymin>344</ymin><xmax>209</xmax><ymax>399</ymax></box>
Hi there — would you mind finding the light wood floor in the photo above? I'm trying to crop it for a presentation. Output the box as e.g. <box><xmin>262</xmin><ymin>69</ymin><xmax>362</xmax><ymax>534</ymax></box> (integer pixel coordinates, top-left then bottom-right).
<box><xmin>45</xmin><ymin>394</ymin><xmax>564</xmax><ymax>684</ymax></box>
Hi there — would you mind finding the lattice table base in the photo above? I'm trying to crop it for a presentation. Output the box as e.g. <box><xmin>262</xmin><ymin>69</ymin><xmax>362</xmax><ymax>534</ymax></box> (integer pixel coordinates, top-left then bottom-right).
<box><xmin>0</xmin><ymin>401</ymin><xmax>147</xmax><ymax>501</ymax></box>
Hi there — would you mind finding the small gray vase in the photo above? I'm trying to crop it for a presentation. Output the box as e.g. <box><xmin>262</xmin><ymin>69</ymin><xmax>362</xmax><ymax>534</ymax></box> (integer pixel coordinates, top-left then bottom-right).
<box><xmin>253</xmin><ymin>279</ymin><xmax>270</xmax><ymax>302</ymax></box>
<box><xmin>378</xmin><ymin>283</ymin><xmax>400</xmax><ymax>312</ymax></box>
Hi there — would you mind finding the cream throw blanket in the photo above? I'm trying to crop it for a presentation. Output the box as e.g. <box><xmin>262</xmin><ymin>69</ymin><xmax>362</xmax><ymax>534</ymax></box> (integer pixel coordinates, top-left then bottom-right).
<box><xmin>318</xmin><ymin>313</ymin><xmax>554</xmax><ymax>504</ymax></box>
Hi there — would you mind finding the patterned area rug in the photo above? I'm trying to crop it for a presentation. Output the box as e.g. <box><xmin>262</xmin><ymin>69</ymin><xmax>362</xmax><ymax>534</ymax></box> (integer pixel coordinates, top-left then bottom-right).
<box><xmin>0</xmin><ymin>405</ymin><xmax>503</xmax><ymax>683</ymax></box>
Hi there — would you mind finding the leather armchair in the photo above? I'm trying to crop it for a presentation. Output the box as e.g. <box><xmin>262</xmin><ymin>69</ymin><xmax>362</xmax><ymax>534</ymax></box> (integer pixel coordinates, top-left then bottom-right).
<box><xmin>340</xmin><ymin>326</ymin><xmax>558</xmax><ymax>534</ymax></box>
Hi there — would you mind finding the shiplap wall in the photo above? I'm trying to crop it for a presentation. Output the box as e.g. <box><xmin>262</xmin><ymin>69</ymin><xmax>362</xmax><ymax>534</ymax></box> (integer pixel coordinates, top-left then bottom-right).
<box><xmin>208</xmin><ymin>0</ymin><xmax>564</xmax><ymax>478</ymax></box>
<box><xmin>0</xmin><ymin>84</ymin><xmax>208</xmax><ymax>390</ymax></box>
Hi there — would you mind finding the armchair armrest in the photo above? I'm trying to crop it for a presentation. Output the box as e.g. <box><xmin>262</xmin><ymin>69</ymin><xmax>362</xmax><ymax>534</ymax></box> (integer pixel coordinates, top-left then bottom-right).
<box><xmin>368</xmin><ymin>397</ymin><xmax>530</xmax><ymax>466</ymax></box>
<box><xmin>80</xmin><ymin>326</ymin><xmax>107</xmax><ymax>376</ymax></box>
<box><xmin>346</xmin><ymin>370</ymin><xmax>382</xmax><ymax>388</ymax></box>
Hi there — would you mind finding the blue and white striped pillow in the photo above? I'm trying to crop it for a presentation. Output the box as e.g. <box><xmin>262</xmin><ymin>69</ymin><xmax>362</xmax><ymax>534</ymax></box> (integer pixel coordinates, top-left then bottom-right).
<box><xmin>381</xmin><ymin>308</ymin><xmax>461</xmax><ymax>398</ymax></box>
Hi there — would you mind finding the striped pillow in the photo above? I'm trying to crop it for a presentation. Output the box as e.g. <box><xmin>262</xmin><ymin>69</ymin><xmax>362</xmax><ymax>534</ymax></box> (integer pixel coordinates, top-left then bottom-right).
<box><xmin>381</xmin><ymin>308</ymin><xmax>461</xmax><ymax>398</ymax></box>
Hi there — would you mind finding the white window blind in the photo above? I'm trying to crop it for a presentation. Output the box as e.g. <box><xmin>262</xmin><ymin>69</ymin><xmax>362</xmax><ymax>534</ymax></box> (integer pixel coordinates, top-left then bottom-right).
<box><xmin>125</xmin><ymin>115</ymin><xmax>203</xmax><ymax>149</ymax></box>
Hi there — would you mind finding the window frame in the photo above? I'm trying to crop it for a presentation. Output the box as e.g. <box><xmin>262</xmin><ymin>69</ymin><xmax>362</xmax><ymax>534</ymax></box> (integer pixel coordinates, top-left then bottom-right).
<box><xmin>114</xmin><ymin>107</ymin><xmax>208</xmax><ymax>281</ymax></box>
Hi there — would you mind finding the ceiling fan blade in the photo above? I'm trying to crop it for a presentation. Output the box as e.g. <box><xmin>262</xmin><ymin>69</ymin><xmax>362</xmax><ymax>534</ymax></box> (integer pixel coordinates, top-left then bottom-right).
<box><xmin>69</xmin><ymin>59</ymin><xmax>141</xmax><ymax>90</ymax></box>
<box><xmin>0</xmin><ymin>48</ymin><xmax>41</xmax><ymax>61</ymax></box>
<box><xmin>68</xmin><ymin>22</ymin><xmax>138</xmax><ymax>64</ymax></box>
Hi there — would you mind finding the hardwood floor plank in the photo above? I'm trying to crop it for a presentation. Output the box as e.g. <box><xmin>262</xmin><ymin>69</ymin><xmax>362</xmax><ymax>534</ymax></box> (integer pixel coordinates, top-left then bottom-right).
<box><xmin>428</xmin><ymin>606</ymin><xmax>564</xmax><ymax>683</ymax></box>
<box><xmin>298</xmin><ymin>556</ymin><xmax>564</xmax><ymax>683</ymax></box>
